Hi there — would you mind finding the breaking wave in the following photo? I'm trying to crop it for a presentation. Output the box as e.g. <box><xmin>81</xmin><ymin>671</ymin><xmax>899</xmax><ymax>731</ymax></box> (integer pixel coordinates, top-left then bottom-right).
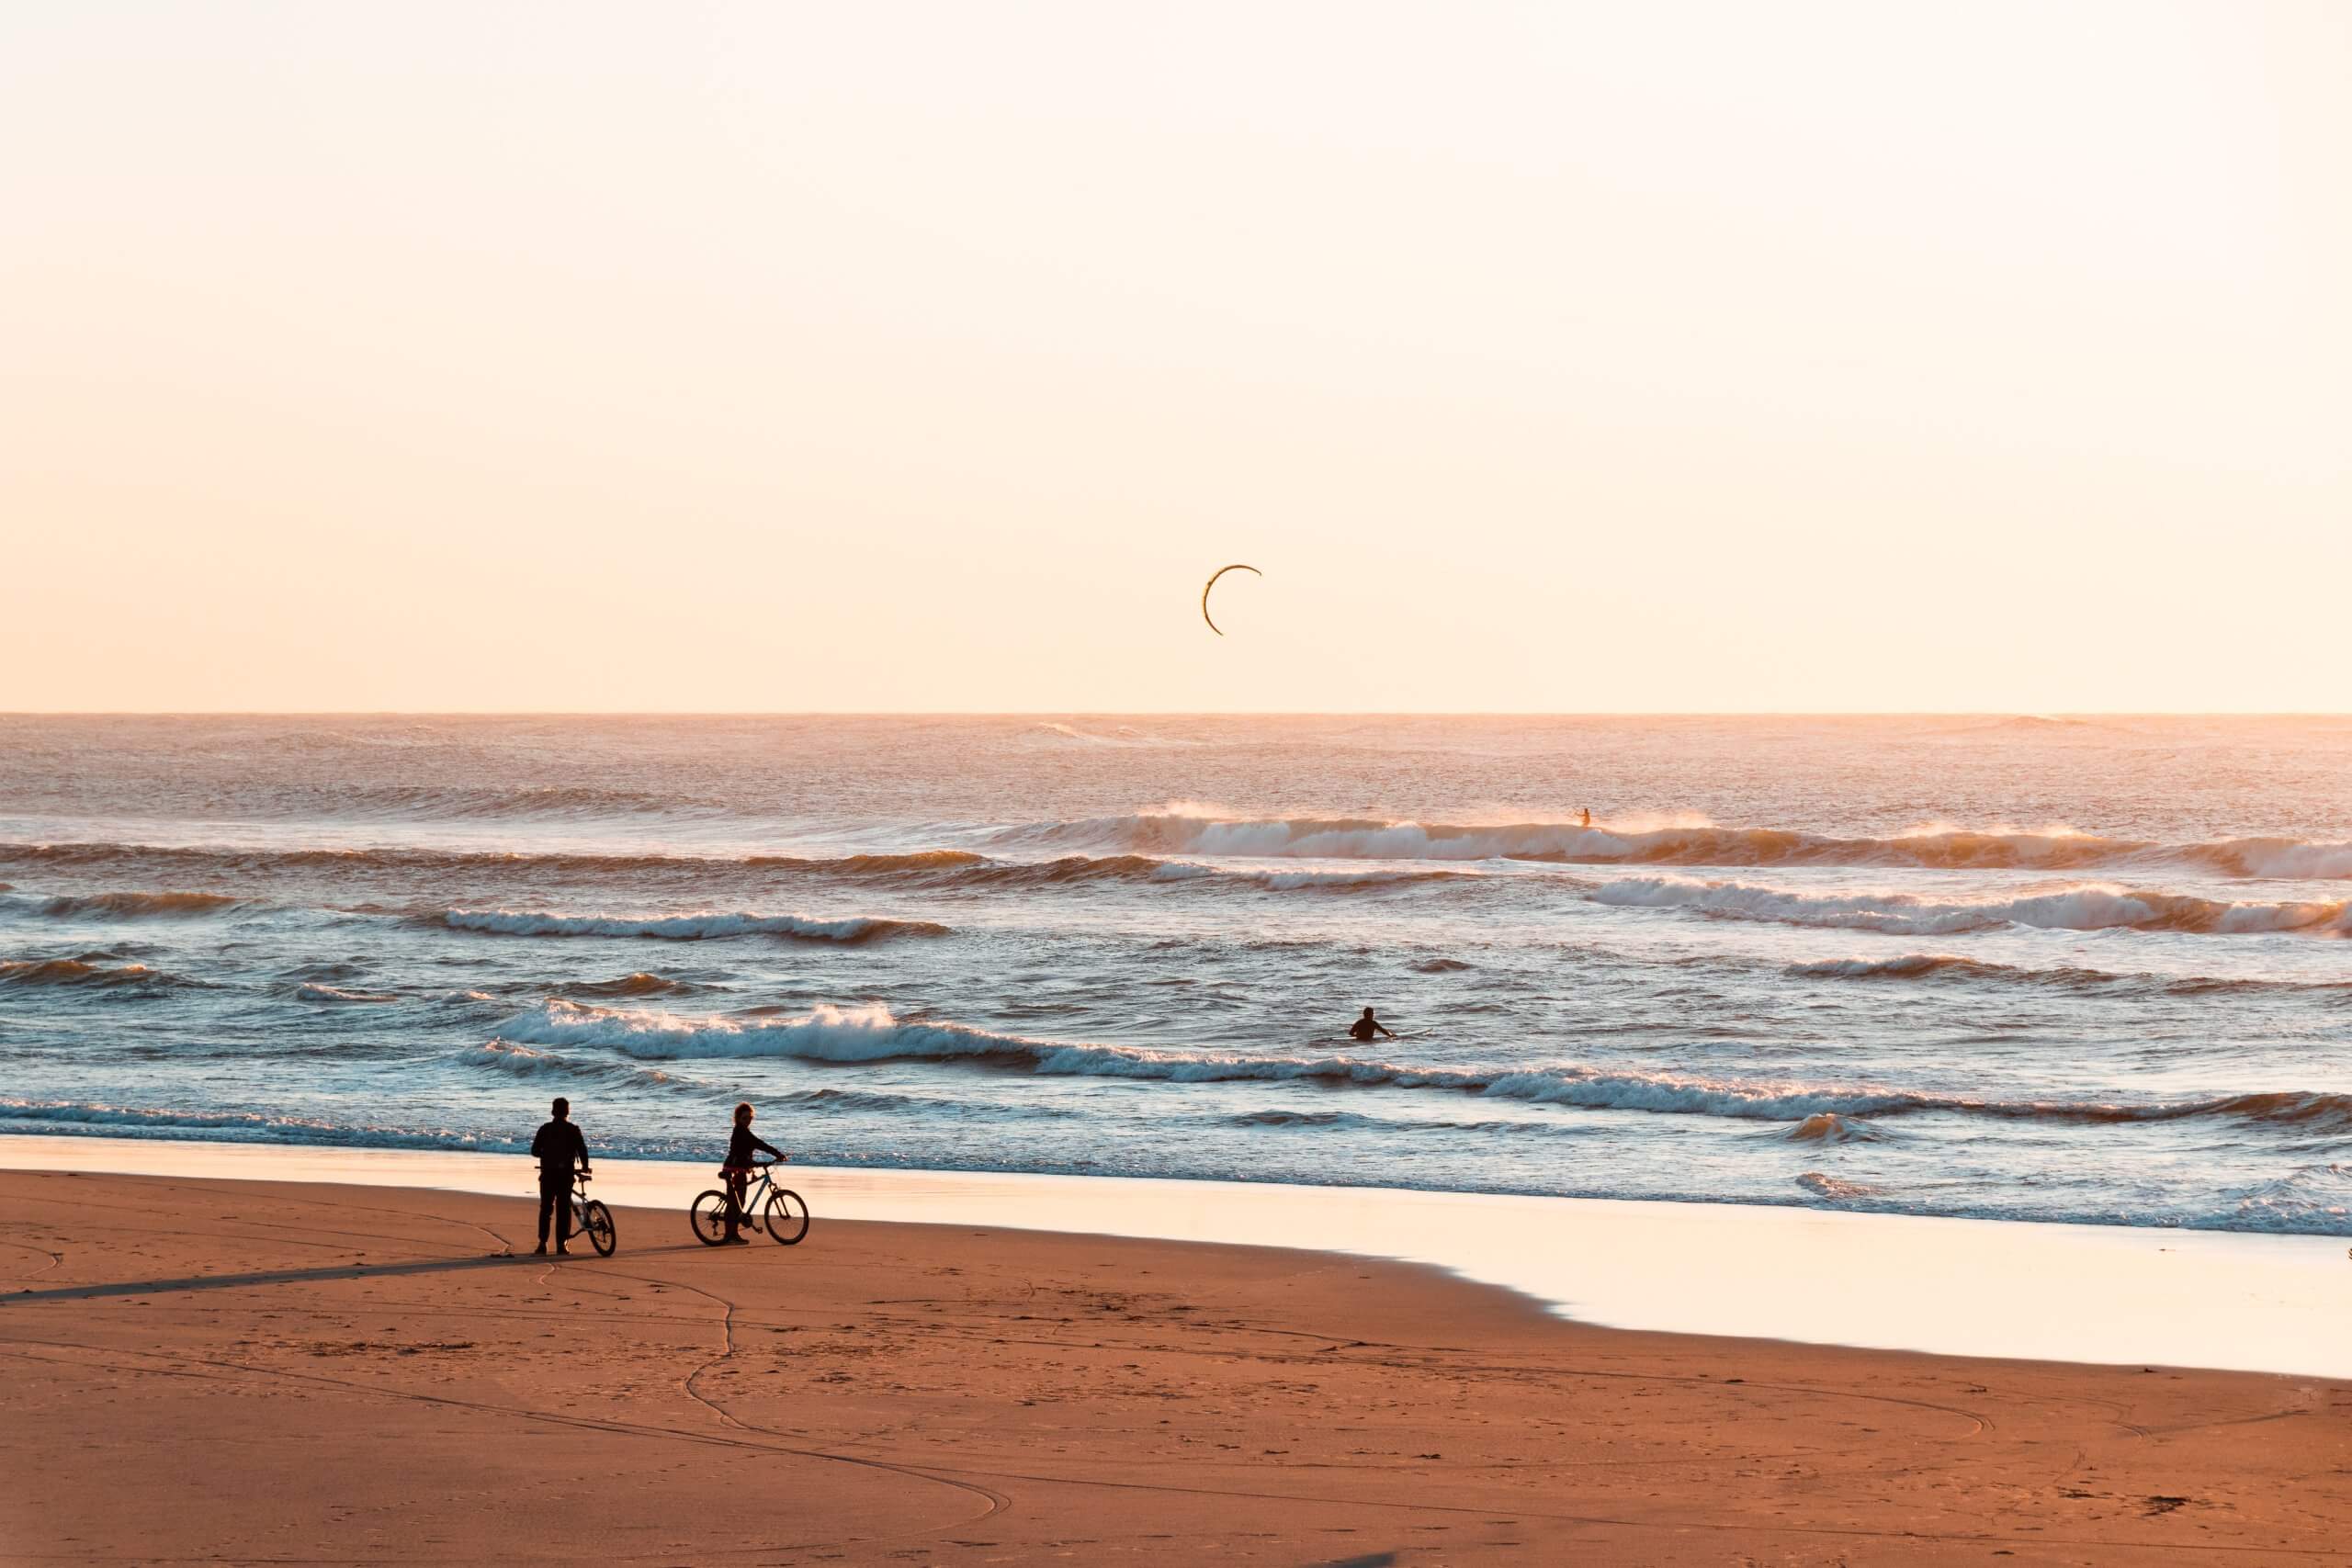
<box><xmin>1596</xmin><ymin>876</ymin><xmax>2349</xmax><ymax>936</ymax></box>
<box><xmin>436</xmin><ymin>908</ymin><xmax>948</xmax><ymax>942</ymax></box>
<box><xmin>988</xmin><ymin>811</ymin><xmax>2352</xmax><ymax>878</ymax></box>
<box><xmin>487</xmin><ymin>1001</ymin><xmax>2352</xmax><ymax>1134</ymax></box>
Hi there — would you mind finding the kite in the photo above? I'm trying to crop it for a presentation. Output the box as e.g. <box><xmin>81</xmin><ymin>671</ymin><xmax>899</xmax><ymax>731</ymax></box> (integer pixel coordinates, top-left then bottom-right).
<box><xmin>1201</xmin><ymin>563</ymin><xmax>1261</xmax><ymax>636</ymax></box>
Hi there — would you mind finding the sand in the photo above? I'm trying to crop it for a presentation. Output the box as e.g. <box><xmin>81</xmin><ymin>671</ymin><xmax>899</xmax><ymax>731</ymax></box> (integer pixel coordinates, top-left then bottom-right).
<box><xmin>12</xmin><ymin>1135</ymin><xmax>2348</xmax><ymax>1378</ymax></box>
<box><xmin>2</xmin><ymin>1169</ymin><xmax>2348</xmax><ymax>1564</ymax></box>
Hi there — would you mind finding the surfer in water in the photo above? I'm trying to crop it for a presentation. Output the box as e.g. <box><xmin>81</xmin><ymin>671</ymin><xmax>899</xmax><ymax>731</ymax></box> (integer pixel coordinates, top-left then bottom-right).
<box><xmin>1347</xmin><ymin>1007</ymin><xmax>1396</xmax><ymax>1043</ymax></box>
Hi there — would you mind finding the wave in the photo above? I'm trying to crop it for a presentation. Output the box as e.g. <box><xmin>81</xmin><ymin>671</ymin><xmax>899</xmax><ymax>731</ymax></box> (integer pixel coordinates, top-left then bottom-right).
<box><xmin>294</xmin><ymin>982</ymin><xmax>399</xmax><ymax>1003</ymax></box>
<box><xmin>1786</xmin><ymin>953</ymin><xmax>2352</xmax><ymax>997</ymax></box>
<box><xmin>801</xmin><ymin>850</ymin><xmax>988</xmax><ymax>876</ymax></box>
<box><xmin>986</xmin><ymin>811</ymin><xmax>2352</xmax><ymax>878</ymax></box>
<box><xmin>487</xmin><ymin>1000</ymin><xmax>2352</xmax><ymax>1134</ymax></box>
<box><xmin>1596</xmin><ymin>876</ymin><xmax>2349</xmax><ymax>936</ymax></box>
<box><xmin>563</xmin><ymin>972</ymin><xmax>700</xmax><ymax>998</ymax></box>
<box><xmin>0</xmin><ymin>839</ymin><xmax>989</xmax><ymax>882</ymax></box>
<box><xmin>436</xmin><ymin>908</ymin><xmax>948</xmax><ymax>942</ymax></box>
<box><xmin>1152</xmin><ymin>862</ymin><xmax>1465</xmax><ymax>892</ymax></box>
<box><xmin>28</xmin><ymin>890</ymin><xmax>245</xmax><ymax>919</ymax></box>
<box><xmin>888</xmin><ymin>852</ymin><xmax>1465</xmax><ymax>893</ymax></box>
<box><xmin>0</xmin><ymin>957</ymin><xmax>204</xmax><ymax>991</ymax></box>
<box><xmin>0</xmin><ymin>838</ymin><xmax>1454</xmax><ymax>901</ymax></box>
<box><xmin>1785</xmin><ymin>1112</ymin><xmax>1886</xmax><ymax>1144</ymax></box>
<box><xmin>2231</xmin><ymin>1163</ymin><xmax>2352</xmax><ymax>1228</ymax></box>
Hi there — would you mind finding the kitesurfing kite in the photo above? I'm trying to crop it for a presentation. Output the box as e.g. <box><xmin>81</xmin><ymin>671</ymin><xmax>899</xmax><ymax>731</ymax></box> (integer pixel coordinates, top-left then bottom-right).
<box><xmin>1201</xmin><ymin>563</ymin><xmax>1261</xmax><ymax>636</ymax></box>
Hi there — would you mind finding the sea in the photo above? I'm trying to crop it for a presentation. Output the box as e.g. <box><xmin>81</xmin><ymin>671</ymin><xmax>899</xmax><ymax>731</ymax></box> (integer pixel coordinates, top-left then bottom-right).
<box><xmin>2</xmin><ymin>714</ymin><xmax>2348</xmax><ymax>1236</ymax></box>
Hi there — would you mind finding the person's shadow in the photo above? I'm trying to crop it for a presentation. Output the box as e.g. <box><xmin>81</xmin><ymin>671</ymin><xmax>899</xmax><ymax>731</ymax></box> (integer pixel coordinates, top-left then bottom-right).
<box><xmin>0</xmin><ymin>1243</ymin><xmax>709</xmax><ymax>1306</ymax></box>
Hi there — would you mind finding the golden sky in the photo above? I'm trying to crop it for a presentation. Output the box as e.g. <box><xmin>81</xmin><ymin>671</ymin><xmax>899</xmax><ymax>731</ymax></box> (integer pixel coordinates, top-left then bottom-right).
<box><xmin>3</xmin><ymin>1</ymin><xmax>2346</xmax><ymax>712</ymax></box>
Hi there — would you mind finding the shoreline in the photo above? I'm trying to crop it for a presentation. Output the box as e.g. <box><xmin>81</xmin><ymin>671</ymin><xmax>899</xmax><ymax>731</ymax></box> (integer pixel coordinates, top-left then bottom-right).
<box><xmin>7</xmin><ymin>1132</ymin><xmax>2350</xmax><ymax>1377</ymax></box>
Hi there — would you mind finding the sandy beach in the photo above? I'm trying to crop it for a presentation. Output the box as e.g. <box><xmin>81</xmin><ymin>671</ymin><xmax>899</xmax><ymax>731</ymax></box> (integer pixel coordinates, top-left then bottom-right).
<box><xmin>5</xmin><ymin>1168</ymin><xmax>2349</xmax><ymax>1564</ymax></box>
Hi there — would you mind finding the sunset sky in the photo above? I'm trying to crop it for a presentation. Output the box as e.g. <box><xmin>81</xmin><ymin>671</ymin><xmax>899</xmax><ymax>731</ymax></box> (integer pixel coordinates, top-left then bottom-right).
<box><xmin>4</xmin><ymin>1</ymin><xmax>2346</xmax><ymax>712</ymax></box>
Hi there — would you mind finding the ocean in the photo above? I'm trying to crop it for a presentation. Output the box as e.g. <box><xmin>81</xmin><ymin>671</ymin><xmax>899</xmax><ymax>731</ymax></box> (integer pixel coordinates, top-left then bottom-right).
<box><xmin>2</xmin><ymin>714</ymin><xmax>2347</xmax><ymax>1235</ymax></box>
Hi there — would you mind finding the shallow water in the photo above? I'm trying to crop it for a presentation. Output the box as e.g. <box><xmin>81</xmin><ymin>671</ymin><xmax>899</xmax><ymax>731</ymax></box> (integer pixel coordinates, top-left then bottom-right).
<box><xmin>2</xmin><ymin>714</ymin><xmax>2348</xmax><ymax>1235</ymax></box>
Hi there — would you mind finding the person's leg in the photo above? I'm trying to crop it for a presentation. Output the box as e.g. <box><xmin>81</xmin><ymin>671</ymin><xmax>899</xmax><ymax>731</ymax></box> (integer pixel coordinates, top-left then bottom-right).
<box><xmin>724</xmin><ymin>1172</ymin><xmax>747</xmax><ymax>1239</ymax></box>
<box><xmin>536</xmin><ymin>1183</ymin><xmax>555</xmax><ymax>1252</ymax></box>
<box><xmin>553</xmin><ymin>1179</ymin><xmax>574</xmax><ymax>1252</ymax></box>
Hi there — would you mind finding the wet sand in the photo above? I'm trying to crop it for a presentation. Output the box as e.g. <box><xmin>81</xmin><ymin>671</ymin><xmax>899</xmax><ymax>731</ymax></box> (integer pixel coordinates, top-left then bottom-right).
<box><xmin>9</xmin><ymin>1135</ymin><xmax>2352</xmax><ymax>1378</ymax></box>
<box><xmin>3</xmin><ymin>1168</ymin><xmax>2349</xmax><ymax>1564</ymax></box>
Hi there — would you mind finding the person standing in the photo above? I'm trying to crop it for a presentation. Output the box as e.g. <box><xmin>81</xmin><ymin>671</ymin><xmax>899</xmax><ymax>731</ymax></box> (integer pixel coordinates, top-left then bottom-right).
<box><xmin>530</xmin><ymin>1097</ymin><xmax>591</xmax><ymax>1256</ymax></box>
<box><xmin>720</xmin><ymin>1101</ymin><xmax>784</xmax><ymax>1245</ymax></box>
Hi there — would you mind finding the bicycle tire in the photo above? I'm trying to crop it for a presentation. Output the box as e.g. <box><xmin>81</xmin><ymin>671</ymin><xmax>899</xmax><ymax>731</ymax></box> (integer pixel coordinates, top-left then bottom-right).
<box><xmin>582</xmin><ymin>1201</ymin><xmax>617</xmax><ymax>1257</ymax></box>
<box><xmin>688</xmin><ymin>1190</ymin><xmax>733</xmax><ymax>1247</ymax></box>
<box><xmin>764</xmin><ymin>1188</ymin><xmax>809</xmax><ymax>1246</ymax></box>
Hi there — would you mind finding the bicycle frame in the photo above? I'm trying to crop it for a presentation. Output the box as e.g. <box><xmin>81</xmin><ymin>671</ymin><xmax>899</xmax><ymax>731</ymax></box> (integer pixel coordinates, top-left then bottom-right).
<box><xmin>732</xmin><ymin>1164</ymin><xmax>780</xmax><ymax>1222</ymax></box>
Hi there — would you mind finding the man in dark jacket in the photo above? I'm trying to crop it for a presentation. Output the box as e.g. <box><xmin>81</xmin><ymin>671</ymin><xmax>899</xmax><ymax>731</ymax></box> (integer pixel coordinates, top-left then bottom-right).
<box><xmin>529</xmin><ymin>1097</ymin><xmax>591</xmax><ymax>1256</ymax></box>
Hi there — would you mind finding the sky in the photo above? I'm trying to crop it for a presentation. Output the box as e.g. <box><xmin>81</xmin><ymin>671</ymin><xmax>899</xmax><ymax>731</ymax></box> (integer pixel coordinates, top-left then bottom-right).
<box><xmin>3</xmin><ymin>1</ymin><xmax>2346</xmax><ymax>713</ymax></box>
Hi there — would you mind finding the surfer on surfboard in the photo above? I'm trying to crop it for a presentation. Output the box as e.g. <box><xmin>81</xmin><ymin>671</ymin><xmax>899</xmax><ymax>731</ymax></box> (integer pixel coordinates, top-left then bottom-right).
<box><xmin>1347</xmin><ymin>1007</ymin><xmax>1396</xmax><ymax>1043</ymax></box>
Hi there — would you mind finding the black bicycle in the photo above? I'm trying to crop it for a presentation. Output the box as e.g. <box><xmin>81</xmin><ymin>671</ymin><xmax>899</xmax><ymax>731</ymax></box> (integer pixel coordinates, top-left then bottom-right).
<box><xmin>690</xmin><ymin>1160</ymin><xmax>808</xmax><ymax>1247</ymax></box>
<box><xmin>560</xmin><ymin>1169</ymin><xmax>617</xmax><ymax>1257</ymax></box>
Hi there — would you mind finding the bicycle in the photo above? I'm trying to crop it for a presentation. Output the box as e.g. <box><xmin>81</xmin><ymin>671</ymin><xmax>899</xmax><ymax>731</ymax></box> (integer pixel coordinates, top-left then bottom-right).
<box><xmin>548</xmin><ymin>1168</ymin><xmax>617</xmax><ymax>1257</ymax></box>
<box><xmin>690</xmin><ymin>1159</ymin><xmax>808</xmax><ymax>1247</ymax></box>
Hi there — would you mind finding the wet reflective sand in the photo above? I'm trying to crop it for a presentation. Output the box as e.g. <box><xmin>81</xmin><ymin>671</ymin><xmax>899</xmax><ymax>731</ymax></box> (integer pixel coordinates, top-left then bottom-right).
<box><xmin>7</xmin><ymin>1134</ymin><xmax>2347</xmax><ymax>1376</ymax></box>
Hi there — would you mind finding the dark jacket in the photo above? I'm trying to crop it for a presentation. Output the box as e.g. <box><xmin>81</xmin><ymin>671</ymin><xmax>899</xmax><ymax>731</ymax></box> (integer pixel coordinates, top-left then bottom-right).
<box><xmin>531</xmin><ymin>1119</ymin><xmax>588</xmax><ymax>1179</ymax></box>
<box><xmin>726</xmin><ymin>1125</ymin><xmax>781</xmax><ymax>1168</ymax></box>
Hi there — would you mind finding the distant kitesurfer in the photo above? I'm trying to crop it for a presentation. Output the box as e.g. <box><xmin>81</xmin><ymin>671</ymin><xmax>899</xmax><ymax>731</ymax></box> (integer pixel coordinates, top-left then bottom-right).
<box><xmin>529</xmin><ymin>1097</ymin><xmax>591</xmax><ymax>1256</ymax></box>
<box><xmin>1348</xmin><ymin>1007</ymin><xmax>1396</xmax><ymax>1043</ymax></box>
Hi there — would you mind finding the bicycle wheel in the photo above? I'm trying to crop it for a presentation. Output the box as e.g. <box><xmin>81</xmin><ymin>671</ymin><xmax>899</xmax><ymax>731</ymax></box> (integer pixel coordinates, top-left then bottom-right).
<box><xmin>582</xmin><ymin>1201</ymin><xmax>616</xmax><ymax>1257</ymax></box>
<box><xmin>689</xmin><ymin>1190</ymin><xmax>733</xmax><ymax>1246</ymax></box>
<box><xmin>764</xmin><ymin>1188</ymin><xmax>809</xmax><ymax>1246</ymax></box>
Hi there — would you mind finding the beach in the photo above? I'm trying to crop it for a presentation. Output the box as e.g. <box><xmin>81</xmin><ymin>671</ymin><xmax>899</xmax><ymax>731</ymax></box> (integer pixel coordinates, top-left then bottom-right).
<box><xmin>5</xmin><ymin>1162</ymin><xmax>2351</xmax><ymax>1563</ymax></box>
<box><xmin>6</xmin><ymin>716</ymin><xmax>2352</xmax><ymax>1559</ymax></box>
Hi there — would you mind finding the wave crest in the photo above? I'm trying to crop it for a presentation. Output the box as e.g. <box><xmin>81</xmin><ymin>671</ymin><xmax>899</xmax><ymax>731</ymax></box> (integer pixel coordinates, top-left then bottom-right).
<box><xmin>437</xmin><ymin>908</ymin><xmax>948</xmax><ymax>942</ymax></box>
<box><xmin>0</xmin><ymin>957</ymin><xmax>201</xmax><ymax>990</ymax></box>
<box><xmin>988</xmin><ymin>810</ymin><xmax>2352</xmax><ymax>878</ymax></box>
<box><xmin>1597</xmin><ymin>876</ymin><xmax>2348</xmax><ymax>936</ymax></box>
<box><xmin>485</xmin><ymin>1002</ymin><xmax>2352</xmax><ymax>1134</ymax></box>
<box><xmin>31</xmin><ymin>890</ymin><xmax>244</xmax><ymax>919</ymax></box>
